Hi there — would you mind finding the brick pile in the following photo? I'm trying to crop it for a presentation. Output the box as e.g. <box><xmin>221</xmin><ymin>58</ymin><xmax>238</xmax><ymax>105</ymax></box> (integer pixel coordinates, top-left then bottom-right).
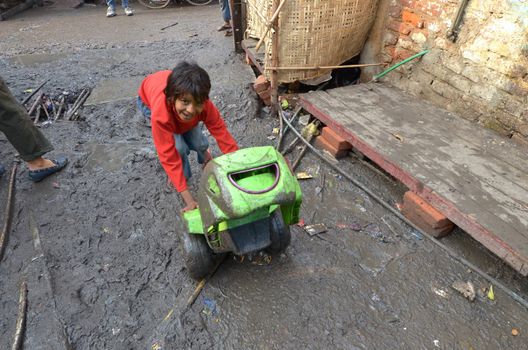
<box><xmin>253</xmin><ymin>75</ymin><xmax>272</xmax><ymax>106</ymax></box>
<box><xmin>401</xmin><ymin>191</ymin><xmax>454</xmax><ymax>238</ymax></box>
<box><xmin>314</xmin><ymin>126</ymin><xmax>352</xmax><ymax>159</ymax></box>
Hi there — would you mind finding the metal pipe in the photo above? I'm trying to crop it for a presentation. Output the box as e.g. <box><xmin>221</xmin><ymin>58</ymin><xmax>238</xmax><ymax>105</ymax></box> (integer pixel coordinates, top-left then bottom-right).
<box><xmin>447</xmin><ymin>0</ymin><xmax>470</xmax><ymax>42</ymax></box>
<box><xmin>372</xmin><ymin>50</ymin><xmax>429</xmax><ymax>81</ymax></box>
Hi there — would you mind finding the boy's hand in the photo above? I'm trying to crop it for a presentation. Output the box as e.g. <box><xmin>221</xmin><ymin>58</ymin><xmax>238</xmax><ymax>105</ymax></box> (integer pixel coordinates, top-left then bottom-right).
<box><xmin>181</xmin><ymin>189</ymin><xmax>198</xmax><ymax>212</ymax></box>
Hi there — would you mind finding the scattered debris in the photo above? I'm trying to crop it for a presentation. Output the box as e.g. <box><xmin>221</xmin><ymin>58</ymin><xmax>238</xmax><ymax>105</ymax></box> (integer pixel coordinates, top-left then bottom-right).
<box><xmin>451</xmin><ymin>280</ymin><xmax>476</xmax><ymax>302</ymax></box>
<box><xmin>267</xmin><ymin>135</ymin><xmax>276</xmax><ymax>140</ymax></box>
<box><xmin>296</xmin><ymin>219</ymin><xmax>305</xmax><ymax>227</ymax></box>
<box><xmin>335</xmin><ymin>222</ymin><xmax>363</xmax><ymax>231</ymax></box>
<box><xmin>512</xmin><ymin>328</ymin><xmax>519</xmax><ymax>336</ymax></box>
<box><xmin>433</xmin><ymin>339</ymin><xmax>440</xmax><ymax>348</ymax></box>
<box><xmin>0</xmin><ymin>163</ymin><xmax>17</xmax><ymax>262</ymax></box>
<box><xmin>296</xmin><ymin>172</ymin><xmax>313</xmax><ymax>180</ymax></box>
<box><xmin>280</xmin><ymin>98</ymin><xmax>289</xmax><ymax>110</ymax></box>
<box><xmin>298</xmin><ymin>114</ymin><xmax>311</xmax><ymax>126</ymax></box>
<box><xmin>432</xmin><ymin>287</ymin><xmax>448</xmax><ymax>298</ymax></box>
<box><xmin>391</xmin><ymin>133</ymin><xmax>404</xmax><ymax>142</ymax></box>
<box><xmin>304</xmin><ymin>223</ymin><xmax>327</xmax><ymax>236</ymax></box>
<box><xmin>202</xmin><ymin>298</ymin><xmax>218</xmax><ymax>316</ymax></box>
<box><xmin>272</xmin><ymin>127</ymin><xmax>280</xmax><ymax>134</ymax></box>
<box><xmin>487</xmin><ymin>285</ymin><xmax>495</xmax><ymax>301</ymax></box>
<box><xmin>292</xmin><ymin>121</ymin><xmax>320</xmax><ymax>170</ymax></box>
<box><xmin>11</xmin><ymin>280</ymin><xmax>27</xmax><ymax>350</ymax></box>
<box><xmin>160</xmin><ymin>22</ymin><xmax>178</xmax><ymax>31</ymax></box>
<box><xmin>249</xmin><ymin>251</ymin><xmax>272</xmax><ymax>265</ymax></box>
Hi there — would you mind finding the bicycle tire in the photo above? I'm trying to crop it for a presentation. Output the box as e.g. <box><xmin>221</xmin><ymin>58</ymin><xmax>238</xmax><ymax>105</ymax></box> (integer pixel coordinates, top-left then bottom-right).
<box><xmin>185</xmin><ymin>0</ymin><xmax>214</xmax><ymax>5</ymax></box>
<box><xmin>138</xmin><ymin>0</ymin><xmax>171</xmax><ymax>9</ymax></box>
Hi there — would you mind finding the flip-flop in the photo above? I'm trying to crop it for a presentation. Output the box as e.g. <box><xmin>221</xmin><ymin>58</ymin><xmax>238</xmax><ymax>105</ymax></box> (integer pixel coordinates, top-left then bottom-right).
<box><xmin>217</xmin><ymin>24</ymin><xmax>232</xmax><ymax>31</ymax></box>
<box><xmin>28</xmin><ymin>155</ymin><xmax>68</xmax><ymax>182</ymax></box>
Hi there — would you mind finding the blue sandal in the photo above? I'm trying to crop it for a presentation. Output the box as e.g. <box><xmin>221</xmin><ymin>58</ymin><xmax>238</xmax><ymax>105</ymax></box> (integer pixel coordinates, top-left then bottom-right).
<box><xmin>28</xmin><ymin>156</ymin><xmax>68</xmax><ymax>182</ymax></box>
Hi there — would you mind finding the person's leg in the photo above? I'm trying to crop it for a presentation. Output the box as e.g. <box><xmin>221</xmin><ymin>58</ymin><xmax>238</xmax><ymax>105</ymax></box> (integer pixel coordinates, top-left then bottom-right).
<box><xmin>122</xmin><ymin>0</ymin><xmax>133</xmax><ymax>16</ymax></box>
<box><xmin>175</xmin><ymin>135</ymin><xmax>192</xmax><ymax>180</ymax></box>
<box><xmin>0</xmin><ymin>77</ymin><xmax>68</xmax><ymax>181</ymax></box>
<box><xmin>218</xmin><ymin>0</ymin><xmax>232</xmax><ymax>30</ymax></box>
<box><xmin>181</xmin><ymin>125</ymin><xmax>210</xmax><ymax>165</ymax></box>
<box><xmin>0</xmin><ymin>77</ymin><xmax>54</xmax><ymax>162</ymax></box>
<box><xmin>106</xmin><ymin>0</ymin><xmax>116</xmax><ymax>17</ymax></box>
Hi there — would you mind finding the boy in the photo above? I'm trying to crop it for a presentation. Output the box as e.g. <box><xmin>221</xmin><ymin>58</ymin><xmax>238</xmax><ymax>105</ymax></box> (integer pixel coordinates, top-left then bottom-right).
<box><xmin>137</xmin><ymin>61</ymin><xmax>239</xmax><ymax>212</ymax></box>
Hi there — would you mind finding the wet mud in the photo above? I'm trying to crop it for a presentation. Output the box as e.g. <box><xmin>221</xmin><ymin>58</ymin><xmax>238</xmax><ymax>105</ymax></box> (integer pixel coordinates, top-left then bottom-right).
<box><xmin>1</xmin><ymin>3</ymin><xmax>527</xmax><ymax>349</ymax></box>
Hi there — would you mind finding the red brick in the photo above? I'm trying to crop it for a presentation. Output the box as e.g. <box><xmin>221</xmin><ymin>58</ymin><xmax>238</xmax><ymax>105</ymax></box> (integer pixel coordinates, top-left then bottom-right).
<box><xmin>314</xmin><ymin>136</ymin><xmax>348</xmax><ymax>159</ymax></box>
<box><xmin>258</xmin><ymin>89</ymin><xmax>273</xmax><ymax>106</ymax></box>
<box><xmin>402</xmin><ymin>10</ymin><xmax>424</xmax><ymax>28</ymax></box>
<box><xmin>402</xmin><ymin>191</ymin><xmax>454</xmax><ymax>237</ymax></box>
<box><xmin>321</xmin><ymin>127</ymin><xmax>352</xmax><ymax>151</ymax></box>
<box><xmin>402</xmin><ymin>208</ymin><xmax>454</xmax><ymax>238</ymax></box>
<box><xmin>254</xmin><ymin>75</ymin><xmax>270</xmax><ymax>93</ymax></box>
<box><xmin>388</xmin><ymin>5</ymin><xmax>401</xmax><ymax>18</ymax></box>
<box><xmin>388</xmin><ymin>21</ymin><xmax>411</xmax><ymax>35</ymax></box>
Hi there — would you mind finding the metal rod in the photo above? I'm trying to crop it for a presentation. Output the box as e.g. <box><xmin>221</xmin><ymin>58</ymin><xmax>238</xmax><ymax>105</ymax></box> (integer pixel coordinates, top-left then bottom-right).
<box><xmin>279</xmin><ymin>109</ymin><xmax>528</xmax><ymax>310</ymax></box>
<box><xmin>276</xmin><ymin>106</ymin><xmax>302</xmax><ymax>151</ymax></box>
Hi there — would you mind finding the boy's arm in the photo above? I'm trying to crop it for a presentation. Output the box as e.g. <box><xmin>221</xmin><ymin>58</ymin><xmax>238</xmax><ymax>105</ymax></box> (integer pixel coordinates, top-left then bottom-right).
<box><xmin>152</xmin><ymin>121</ymin><xmax>199</xmax><ymax>211</ymax></box>
<box><xmin>202</xmin><ymin>100</ymin><xmax>239</xmax><ymax>154</ymax></box>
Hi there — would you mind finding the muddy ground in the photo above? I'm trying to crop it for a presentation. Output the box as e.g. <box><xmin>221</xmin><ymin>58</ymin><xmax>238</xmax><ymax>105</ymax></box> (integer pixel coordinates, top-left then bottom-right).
<box><xmin>1</xmin><ymin>2</ymin><xmax>527</xmax><ymax>349</ymax></box>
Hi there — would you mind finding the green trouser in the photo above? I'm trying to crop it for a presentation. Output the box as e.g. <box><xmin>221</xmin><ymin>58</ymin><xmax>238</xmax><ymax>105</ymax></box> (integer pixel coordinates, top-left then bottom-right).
<box><xmin>0</xmin><ymin>76</ymin><xmax>53</xmax><ymax>162</ymax></box>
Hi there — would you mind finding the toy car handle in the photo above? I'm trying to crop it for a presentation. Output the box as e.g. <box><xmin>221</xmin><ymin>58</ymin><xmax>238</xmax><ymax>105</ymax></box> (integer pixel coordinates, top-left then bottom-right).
<box><xmin>228</xmin><ymin>162</ymin><xmax>280</xmax><ymax>194</ymax></box>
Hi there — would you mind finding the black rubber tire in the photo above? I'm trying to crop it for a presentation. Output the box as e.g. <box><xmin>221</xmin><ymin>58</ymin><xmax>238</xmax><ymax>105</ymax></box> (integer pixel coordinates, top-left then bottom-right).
<box><xmin>181</xmin><ymin>230</ymin><xmax>214</xmax><ymax>280</ymax></box>
<box><xmin>138</xmin><ymin>0</ymin><xmax>171</xmax><ymax>9</ymax></box>
<box><xmin>185</xmin><ymin>0</ymin><xmax>214</xmax><ymax>5</ymax></box>
<box><xmin>268</xmin><ymin>209</ymin><xmax>291</xmax><ymax>253</ymax></box>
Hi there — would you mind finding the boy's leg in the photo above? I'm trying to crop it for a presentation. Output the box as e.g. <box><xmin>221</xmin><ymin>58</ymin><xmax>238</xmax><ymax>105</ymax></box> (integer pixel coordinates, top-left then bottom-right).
<box><xmin>181</xmin><ymin>126</ymin><xmax>210</xmax><ymax>165</ymax></box>
<box><xmin>219</xmin><ymin>0</ymin><xmax>231</xmax><ymax>23</ymax></box>
<box><xmin>106</xmin><ymin>0</ymin><xmax>116</xmax><ymax>16</ymax></box>
<box><xmin>0</xmin><ymin>77</ymin><xmax>54</xmax><ymax>162</ymax></box>
<box><xmin>136</xmin><ymin>96</ymin><xmax>151</xmax><ymax>127</ymax></box>
<box><xmin>174</xmin><ymin>135</ymin><xmax>192</xmax><ymax>180</ymax></box>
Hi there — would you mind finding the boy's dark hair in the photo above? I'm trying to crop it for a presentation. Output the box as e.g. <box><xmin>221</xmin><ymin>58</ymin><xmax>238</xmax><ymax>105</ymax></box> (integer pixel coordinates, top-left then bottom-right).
<box><xmin>164</xmin><ymin>61</ymin><xmax>211</xmax><ymax>105</ymax></box>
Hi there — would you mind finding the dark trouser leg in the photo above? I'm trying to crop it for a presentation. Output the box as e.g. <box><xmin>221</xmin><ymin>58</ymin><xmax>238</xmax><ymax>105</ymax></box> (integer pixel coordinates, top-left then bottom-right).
<box><xmin>0</xmin><ymin>77</ymin><xmax>53</xmax><ymax>162</ymax></box>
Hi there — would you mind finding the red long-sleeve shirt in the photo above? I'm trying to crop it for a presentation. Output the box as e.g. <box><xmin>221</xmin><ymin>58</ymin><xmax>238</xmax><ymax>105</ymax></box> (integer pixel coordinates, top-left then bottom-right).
<box><xmin>138</xmin><ymin>70</ymin><xmax>238</xmax><ymax>192</ymax></box>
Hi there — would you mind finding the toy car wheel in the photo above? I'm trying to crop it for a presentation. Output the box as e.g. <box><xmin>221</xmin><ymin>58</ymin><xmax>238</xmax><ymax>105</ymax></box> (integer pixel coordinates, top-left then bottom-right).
<box><xmin>181</xmin><ymin>230</ymin><xmax>214</xmax><ymax>280</ymax></box>
<box><xmin>268</xmin><ymin>209</ymin><xmax>291</xmax><ymax>253</ymax></box>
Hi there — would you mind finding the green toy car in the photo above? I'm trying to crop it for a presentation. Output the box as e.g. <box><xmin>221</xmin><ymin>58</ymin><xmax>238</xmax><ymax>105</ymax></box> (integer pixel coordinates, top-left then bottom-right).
<box><xmin>180</xmin><ymin>146</ymin><xmax>303</xmax><ymax>279</ymax></box>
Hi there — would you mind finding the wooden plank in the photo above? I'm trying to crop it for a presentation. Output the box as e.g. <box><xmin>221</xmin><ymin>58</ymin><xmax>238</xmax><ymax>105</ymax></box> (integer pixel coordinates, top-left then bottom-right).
<box><xmin>300</xmin><ymin>87</ymin><xmax>528</xmax><ymax>275</ymax></box>
<box><xmin>326</xmin><ymin>87</ymin><xmax>528</xmax><ymax>196</ymax></box>
<box><xmin>329</xmin><ymin>84</ymin><xmax>528</xmax><ymax>175</ymax></box>
<box><xmin>305</xmin><ymin>91</ymin><xmax>528</xmax><ymax>238</ymax></box>
<box><xmin>241</xmin><ymin>39</ymin><xmax>265</xmax><ymax>75</ymax></box>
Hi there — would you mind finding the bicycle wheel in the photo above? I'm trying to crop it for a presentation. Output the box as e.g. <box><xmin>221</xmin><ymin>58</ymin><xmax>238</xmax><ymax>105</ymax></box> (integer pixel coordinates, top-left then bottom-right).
<box><xmin>186</xmin><ymin>0</ymin><xmax>214</xmax><ymax>5</ymax></box>
<box><xmin>138</xmin><ymin>0</ymin><xmax>171</xmax><ymax>9</ymax></box>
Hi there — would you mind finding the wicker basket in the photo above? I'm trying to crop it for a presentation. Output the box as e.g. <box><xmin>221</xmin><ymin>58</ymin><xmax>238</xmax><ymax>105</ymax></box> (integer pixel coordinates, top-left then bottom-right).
<box><xmin>246</xmin><ymin>0</ymin><xmax>379</xmax><ymax>83</ymax></box>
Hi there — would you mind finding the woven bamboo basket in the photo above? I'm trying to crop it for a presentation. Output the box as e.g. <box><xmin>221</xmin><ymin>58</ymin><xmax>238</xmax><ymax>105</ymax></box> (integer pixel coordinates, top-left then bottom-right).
<box><xmin>246</xmin><ymin>0</ymin><xmax>379</xmax><ymax>83</ymax></box>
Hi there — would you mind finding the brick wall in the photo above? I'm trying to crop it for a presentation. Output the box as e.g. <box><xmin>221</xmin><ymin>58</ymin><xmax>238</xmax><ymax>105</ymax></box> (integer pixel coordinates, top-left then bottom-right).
<box><xmin>361</xmin><ymin>0</ymin><xmax>528</xmax><ymax>146</ymax></box>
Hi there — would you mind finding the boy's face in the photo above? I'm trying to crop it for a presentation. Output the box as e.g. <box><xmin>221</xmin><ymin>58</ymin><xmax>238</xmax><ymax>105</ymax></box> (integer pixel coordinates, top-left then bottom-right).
<box><xmin>175</xmin><ymin>93</ymin><xmax>204</xmax><ymax>122</ymax></box>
